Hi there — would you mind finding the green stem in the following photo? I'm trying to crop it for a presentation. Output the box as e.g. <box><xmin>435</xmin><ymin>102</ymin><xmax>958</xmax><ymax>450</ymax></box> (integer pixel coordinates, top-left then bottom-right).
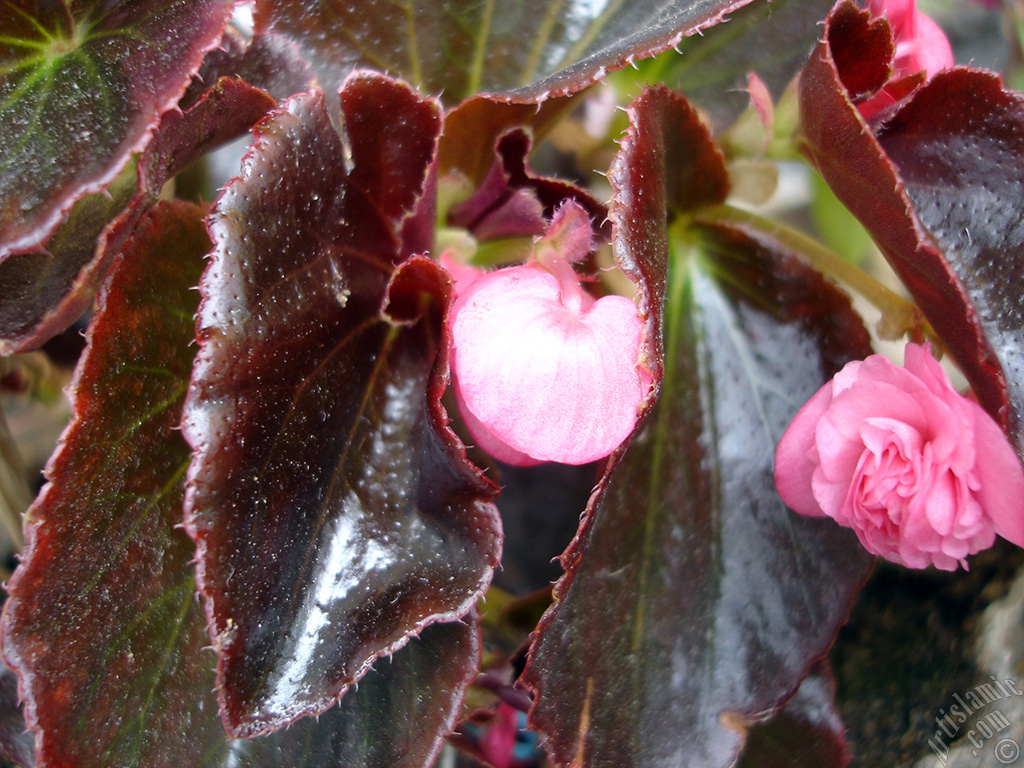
<box><xmin>696</xmin><ymin>204</ymin><xmax>932</xmax><ymax>342</ymax></box>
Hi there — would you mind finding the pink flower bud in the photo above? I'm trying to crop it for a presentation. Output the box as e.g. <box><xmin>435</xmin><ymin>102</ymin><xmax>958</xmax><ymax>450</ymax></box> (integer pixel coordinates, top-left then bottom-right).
<box><xmin>447</xmin><ymin>203</ymin><xmax>645</xmax><ymax>466</ymax></box>
<box><xmin>774</xmin><ymin>343</ymin><xmax>1024</xmax><ymax>570</ymax></box>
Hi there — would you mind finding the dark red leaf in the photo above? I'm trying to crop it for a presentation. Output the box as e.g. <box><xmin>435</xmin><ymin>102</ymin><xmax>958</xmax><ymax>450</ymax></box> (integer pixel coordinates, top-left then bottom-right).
<box><xmin>231</xmin><ymin>619</ymin><xmax>480</xmax><ymax>768</ymax></box>
<box><xmin>447</xmin><ymin>130</ymin><xmax>609</xmax><ymax>243</ymax></box>
<box><xmin>184</xmin><ymin>30</ymin><xmax>316</xmax><ymax>108</ymax></box>
<box><xmin>0</xmin><ymin>0</ymin><xmax>234</xmax><ymax>258</ymax></box>
<box><xmin>637</xmin><ymin>0</ymin><xmax>838</xmax><ymax>130</ymax></box>
<box><xmin>182</xmin><ymin>75</ymin><xmax>501</xmax><ymax>738</ymax></box>
<box><xmin>0</xmin><ymin>72</ymin><xmax>277</xmax><ymax>355</ymax></box>
<box><xmin>0</xmin><ymin>164</ymin><xmax>136</xmax><ymax>355</ymax></box>
<box><xmin>736</xmin><ymin>663</ymin><xmax>850</xmax><ymax>768</ymax></box>
<box><xmin>0</xmin><ymin>201</ymin><xmax>226</xmax><ymax>768</ymax></box>
<box><xmin>139</xmin><ymin>77</ymin><xmax>278</xmax><ymax>197</ymax></box>
<box><xmin>799</xmin><ymin>1</ymin><xmax>1024</xmax><ymax>449</ymax></box>
<box><xmin>438</xmin><ymin>95</ymin><xmax>580</xmax><ymax>186</ymax></box>
<box><xmin>522</xmin><ymin>87</ymin><xmax>873</xmax><ymax>768</ymax></box>
<box><xmin>874</xmin><ymin>72</ymin><xmax>1024</xmax><ymax>452</ymax></box>
<box><xmin>253</xmin><ymin>0</ymin><xmax>756</xmax><ymax>105</ymax></box>
<box><xmin>2</xmin><ymin>199</ymin><xmax>483</xmax><ymax>768</ymax></box>
<box><xmin>0</xmin><ymin>661</ymin><xmax>34</xmax><ymax>768</ymax></box>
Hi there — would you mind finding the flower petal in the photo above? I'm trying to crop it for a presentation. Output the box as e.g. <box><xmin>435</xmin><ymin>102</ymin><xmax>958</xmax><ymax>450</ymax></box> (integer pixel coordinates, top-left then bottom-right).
<box><xmin>450</xmin><ymin>263</ymin><xmax>643</xmax><ymax>465</ymax></box>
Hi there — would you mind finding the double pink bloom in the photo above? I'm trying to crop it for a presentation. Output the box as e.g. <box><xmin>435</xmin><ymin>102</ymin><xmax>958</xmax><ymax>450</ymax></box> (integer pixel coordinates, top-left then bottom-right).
<box><xmin>446</xmin><ymin>202</ymin><xmax>646</xmax><ymax>466</ymax></box>
<box><xmin>775</xmin><ymin>344</ymin><xmax>1024</xmax><ymax>570</ymax></box>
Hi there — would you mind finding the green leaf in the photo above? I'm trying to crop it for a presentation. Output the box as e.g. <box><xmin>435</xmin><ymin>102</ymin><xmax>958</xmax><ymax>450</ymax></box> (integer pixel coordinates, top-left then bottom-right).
<box><xmin>0</xmin><ymin>0</ymin><xmax>235</xmax><ymax>257</ymax></box>
<box><xmin>522</xmin><ymin>86</ymin><xmax>873</xmax><ymax>768</ymax></box>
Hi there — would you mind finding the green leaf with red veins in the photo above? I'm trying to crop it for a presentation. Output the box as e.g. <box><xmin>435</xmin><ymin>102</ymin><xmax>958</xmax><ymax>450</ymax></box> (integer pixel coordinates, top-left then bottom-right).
<box><xmin>522</xmin><ymin>87</ymin><xmax>873</xmax><ymax>768</ymax></box>
<box><xmin>0</xmin><ymin>201</ymin><xmax>227</xmax><ymax>768</ymax></box>
<box><xmin>0</xmin><ymin>0</ymin><xmax>235</xmax><ymax>258</ymax></box>
<box><xmin>183</xmin><ymin>75</ymin><xmax>501</xmax><ymax>738</ymax></box>
<box><xmin>252</xmin><ymin>0</ymin><xmax>758</xmax><ymax>106</ymax></box>
<box><xmin>800</xmin><ymin>0</ymin><xmax>1024</xmax><ymax>454</ymax></box>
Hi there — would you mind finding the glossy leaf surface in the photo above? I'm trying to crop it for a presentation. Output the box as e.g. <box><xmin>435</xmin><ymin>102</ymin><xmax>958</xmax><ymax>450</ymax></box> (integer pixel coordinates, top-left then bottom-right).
<box><xmin>183</xmin><ymin>30</ymin><xmax>316</xmax><ymax>108</ymax></box>
<box><xmin>523</xmin><ymin>87</ymin><xmax>873</xmax><ymax>768</ymax></box>
<box><xmin>0</xmin><ymin>202</ymin><xmax>225</xmax><ymax>768</ymax></box>
<box><xmin>735</xmin><ymin>664</ymin><xmax>850</xmax><ymax>768</ymax></box>
<box><xmin>0</xmin><ymin>163</ymin><xmax>136</xmax><ymax>355</ymax></box>
<box><xmin>438</xmin><ymin>95</ymin><xmax>580</xmax><ymax>186</ymax></box>
<box><xmin>800</xmin><ymin>1</ymin><xmax>1024</xmax><ymax>451</ymax></box>
<box><xmin>183</xmin><ymin>75</ymin><xmax>501</xmax><ymax>738</ymax></box>
<box><xmin>0</xmin><ymin>73</ymin><xmax>277</xmax><ymax>355</ymax></box>
<box><xmin>628</xmin><ymin>0</ymin><xmax>834</xmax><ymax>129</ymax></box>
<box><xmin>0</xmin><ymin>0</ymin><xmax>234</xmax><ymax>257</ymax></box>
<box><xmin>253</xmin><ymin>0</ymin><xmax>757</xmax><ymax>105</ymax></box>
<box><xmin>876</xmin><ymin>74</ymin><xmax>1024</xmax><ymax>452</ymax></box>
<box><xmin>231</xmin><ymin>620</ymin><xmax>479</xmax><ymax>768</ymax></box>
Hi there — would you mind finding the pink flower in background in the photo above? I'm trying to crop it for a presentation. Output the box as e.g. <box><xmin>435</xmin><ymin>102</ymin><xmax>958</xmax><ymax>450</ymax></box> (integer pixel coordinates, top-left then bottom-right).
<box><xmin>774</xmin><ymin>343</ymin><xmax>1024</xmax><ymax>570</ymax></box>
<box><xmin>447</xmin><ymin>201</ymin><xmax>645</xmax><ymax>466</ymax></box>
<box><xmin>868</xmin><ymin>0</ymin><xmax>952</xmax><ymax>78</ymax></box>
<box><xmin>859</xmin><ymin>0</ymin><xmax>953</xmax><ymax>117</ymax></box>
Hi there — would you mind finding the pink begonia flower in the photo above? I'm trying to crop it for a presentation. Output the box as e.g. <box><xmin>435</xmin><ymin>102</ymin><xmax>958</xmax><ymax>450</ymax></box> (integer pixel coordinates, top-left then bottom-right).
<box><xmin>859</xmin><ymin>0</ymin><xmax>953</xmax><ymax>117</ymax></box>
<box><xmin>775</xmin><ymin>343</ymin><xmax>1024</xmax><ymax>570</ymax></box>
<box><xmin>447</xmin><ymin>202</ymin><xmax>645</xmax><ymax>466</ymax></box>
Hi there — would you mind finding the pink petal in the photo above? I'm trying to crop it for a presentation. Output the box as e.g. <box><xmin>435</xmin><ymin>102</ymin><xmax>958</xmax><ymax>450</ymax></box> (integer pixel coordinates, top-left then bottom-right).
<box><xmin>898</xmin><ymin>11</ymin><xmax>953</xmax><ymax>78</ymax></box>
<box><xmin>452</xmin><ymin>378</ymin><xmax>541</xmax><ymax>467</ymax></box>
<box><xmin>439</xmin><ymin>250</ymin><xmax>485</xmax><ymax>295</ymax></box>
<box><xmin>867</xmin><ymin>0</ymin><xmax>916</xmax><ymax>36</ymax></box>
<box><xmin>774</xmin><ymin>383</ymin><xmax>835</xmax><ymax>517</ymax></box>
<box><xmin>450</xmin><ymin>263</ymin><xmax>643</xmax><ymax>465</ymax></box>
<box><xmin>970</xmin><ymin>401</ymin><xmax>1024</xmax><ymax>547</ymax></box>
<box><xmin>534</xmin><ymin>201</ymin><xmax>594</xmax><ymax>266</ymax></box>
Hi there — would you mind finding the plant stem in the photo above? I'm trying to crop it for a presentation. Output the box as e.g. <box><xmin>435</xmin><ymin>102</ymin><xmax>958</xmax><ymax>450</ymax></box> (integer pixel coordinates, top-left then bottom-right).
<box><xmin>0</xmin><ymin>401</ymin><xmax>29</xmax><ymax>552</ymax></box>
<box><xmin>696</xmin><ymin>204</ymin><xmax>933</xmax><ymax>342</ymax></box>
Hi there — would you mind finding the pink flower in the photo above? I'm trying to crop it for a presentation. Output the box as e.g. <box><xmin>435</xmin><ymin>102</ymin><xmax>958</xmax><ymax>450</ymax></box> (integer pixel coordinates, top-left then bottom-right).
<box><xmin>774</xmin><ymin>343</ymin><xmax>1024</xmax><ymax>570</ymax></box>
<box><xmin>867</xmin><ymin>0</ymin><xmax>952</xmax><ymax>79</ymax></box>
<box><xmin>859</xmin><ymin>0</ymin><xmax>953</xmax><ymax>118</ymax></box>
<box><xmin>447</xmin><ymin>202</ymin><xmax>645</xmax><ymax>466</ymax></box>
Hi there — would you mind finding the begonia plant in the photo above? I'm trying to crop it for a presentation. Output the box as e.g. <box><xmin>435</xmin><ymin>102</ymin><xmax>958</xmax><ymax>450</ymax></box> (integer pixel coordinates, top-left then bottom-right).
<box><xmin>1</xmin><ymin>0</ymin><xmax>1024</xmax><ymax>767</ymax></box>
